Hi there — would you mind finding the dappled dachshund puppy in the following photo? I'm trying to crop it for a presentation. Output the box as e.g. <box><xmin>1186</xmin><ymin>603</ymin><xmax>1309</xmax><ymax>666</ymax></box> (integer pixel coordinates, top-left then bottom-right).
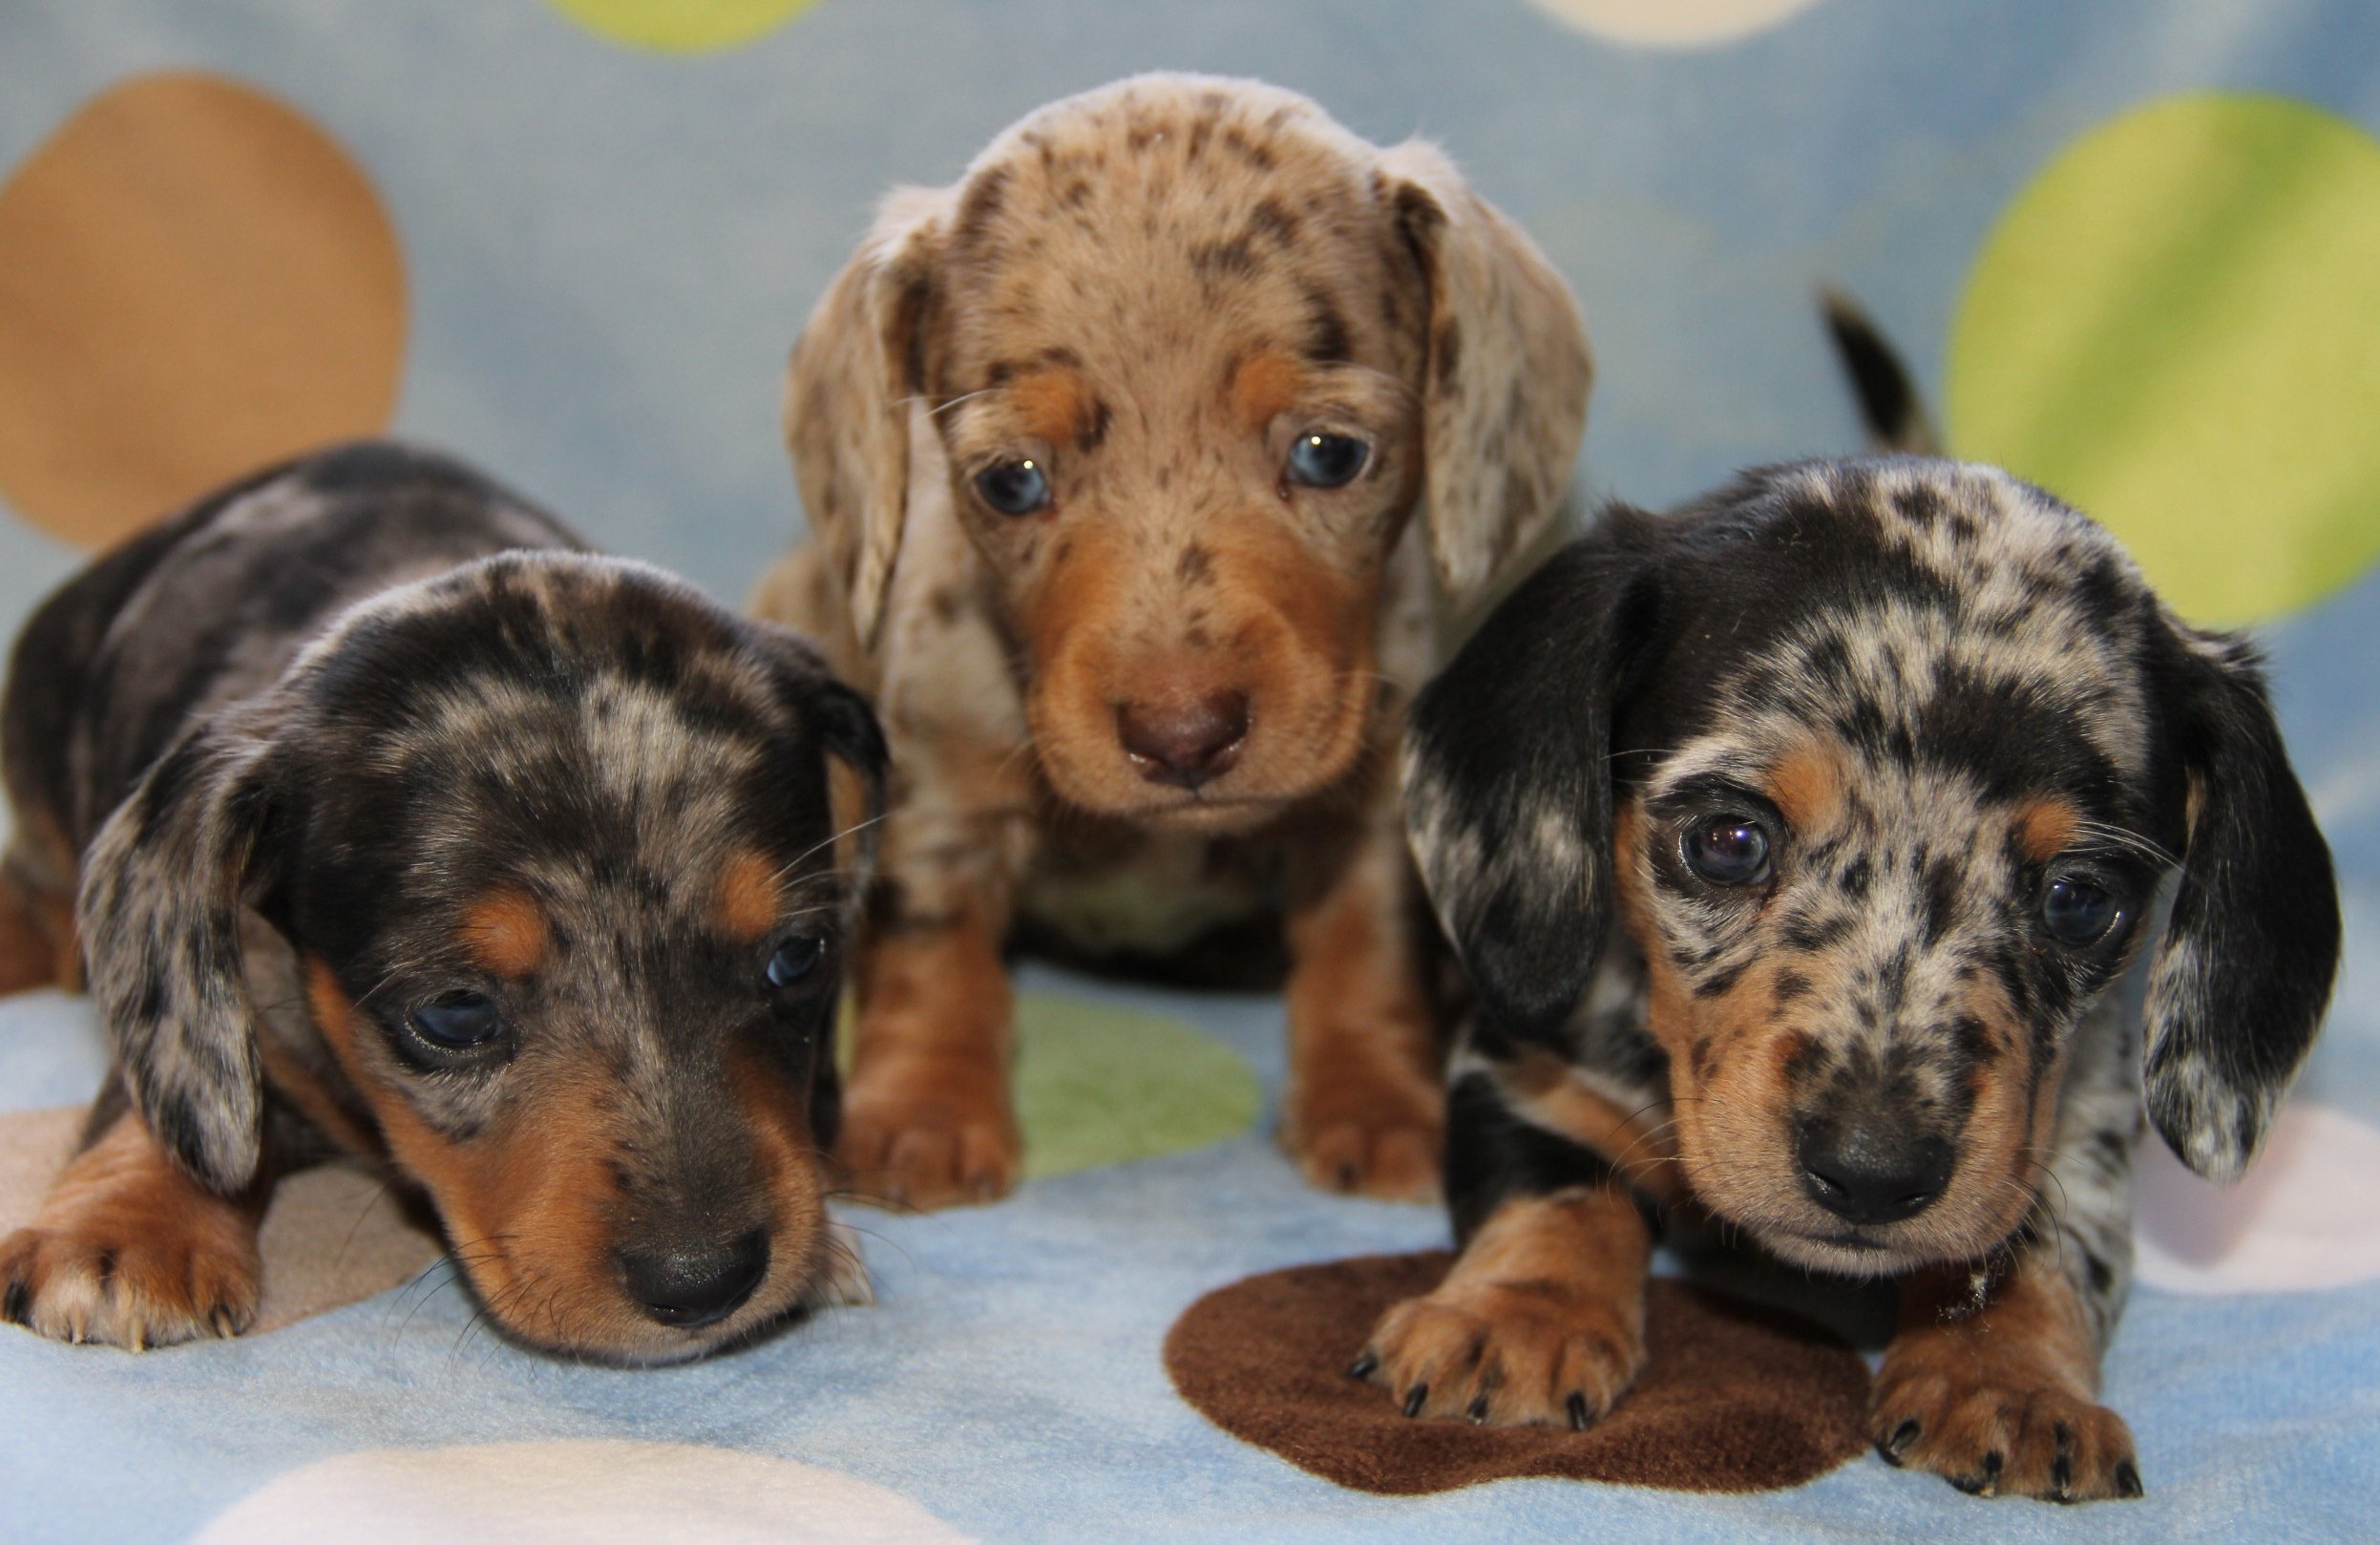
<box><xmin>753</xmin><ymin>74</ymin><xmax>1591</xmax><ymax>1208</ymax></box>
<box><xmin>1354</xmin><ymin>458</ymin><xmax>2339</xmax><ymax>1501</ymax></box>
<box><xmin>0</xmin><ymin>442</ymin><xmax>885</xmax><ymax>1361</ymax></box>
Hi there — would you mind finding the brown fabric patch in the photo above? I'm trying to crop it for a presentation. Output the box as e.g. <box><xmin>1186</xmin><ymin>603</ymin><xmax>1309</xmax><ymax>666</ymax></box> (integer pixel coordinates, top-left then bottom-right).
<box><xmin>0</xmin><ymin>1104</ymin><xmax>439</xmax><ymax>1335</ymax></box>
<box><xmin>0</xmin><ymin>72</ymin><xmax>405</xmax><ymax>548</ymax></box>
<box><xmin>1164</xmin><ymin>1251</ymin><xmax>1871</xmax><ymax>1494</ymax></box>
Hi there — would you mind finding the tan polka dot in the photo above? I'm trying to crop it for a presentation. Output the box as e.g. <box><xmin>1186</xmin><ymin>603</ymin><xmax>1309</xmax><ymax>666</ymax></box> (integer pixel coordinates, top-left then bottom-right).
<box><xmin>0</xmin><ymin>73</ymin><xmax>406</xmax><ymax>549</ymax></box>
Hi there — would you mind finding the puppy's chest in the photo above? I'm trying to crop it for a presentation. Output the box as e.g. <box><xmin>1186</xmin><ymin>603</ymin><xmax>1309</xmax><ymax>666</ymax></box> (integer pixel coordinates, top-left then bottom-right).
<box><xmin>1017</xmin><ymin>824</ymin><xmax>1282</xmax><ymax>963</ymax></box>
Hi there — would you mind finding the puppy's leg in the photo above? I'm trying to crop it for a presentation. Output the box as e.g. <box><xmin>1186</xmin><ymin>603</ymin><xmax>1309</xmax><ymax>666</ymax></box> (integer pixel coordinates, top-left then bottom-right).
<box><xmin>1355</xmin><ymin>1073</ymin><xmax>1653</xmax><ymax>1426</ymax></box>
<box><xmin>1</xmin><ymin>1088</ymin><xmax>263</xmax><ymax>1348</ymax></box>
<box><xmin>1873</xmin><ymin>1245</ymin><xmax>2140</xmax><ymax>1501</ymax></box>
<box><xmin>1281</xmin><ymin>832</ymin><xmax>1443</xmax><ymax>1199</ymax></box>
<box><xmin>0</xmin><ymin>836</ymin><xmax>79</xmax><ymax>994</ymax></box>
<box><xmin>0</xmin><ymin>877</ymin><xmax>61</xmax><ymax>995</ymax></box>
<box><xmin>1873</xmin><ymin>1007</ymin><xmax>2143</xmax><ymax>1502</ymax></box>
<box><xmin>837</xmin><ymin>896</ymin><xmax>1022</xmax><ymax>1210</ymax></box>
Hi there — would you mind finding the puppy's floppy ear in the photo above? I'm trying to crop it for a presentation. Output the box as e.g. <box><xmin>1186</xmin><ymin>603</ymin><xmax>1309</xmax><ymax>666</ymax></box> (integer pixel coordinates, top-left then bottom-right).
<box><xmin>1378</xmin><ymin>139</ymin><xmax>1593</xmax><ymax>608</ymax></box>
<box><xmin>76</xmin><ymin>716</ymin><xmax>284</xmax><ymax>1195</ymax></box>
<box><xmin>1403</xmin><ymin>525</ymin><xmax>1656</xmax><ymax>1039</ymax></box>
<box><xmin>749</xmin><ymin>622</ymin><xmax>890</xmax><ymax>879</ymax></box>
<box><xmin>784</xmin><ymin>186</ymin><xmax>950</xmax><ymax>649</ymax></box>
<box><xmin>2140</xmin><ymin>620</ymin><xmax>2340</xmax><ymax>1182</ymax></box>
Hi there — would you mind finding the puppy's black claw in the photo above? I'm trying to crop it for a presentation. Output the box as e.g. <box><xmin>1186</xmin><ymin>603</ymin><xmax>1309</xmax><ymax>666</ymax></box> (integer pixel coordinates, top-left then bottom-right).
<box><xmin>1878</xmin><ymin>1418</ymin><xmax>1920</xmax><ymax>1464</ymax></box>
<box><xmin>2114</xmin><ymin>1459</ymin><xmax>2144</xmax><ymax>1499</ymax></box>
<box><xmin>1465</xmin><ymin>1394</ymin><xmax>1489</xmax><ymax>1424</ymax></box>
<box><xmin>2</xmin><ymin>1279</ymin><xmax>29</xmax><ymax>1326</ymax></box>
<box><xmin>1344</xmin><ymin>1351</ymin><xmax>1379</xmax><ymax>1382</ymax></box>
<box><xmin>1401</xmin><ymin>1383</ymin><xmax>1428</xmax><ymax>1419</ymax></box>
<box><xmin>1566</xmin><ymin>1391</ymin><xmax>1591</xmax><ymax>1431</ymax></box>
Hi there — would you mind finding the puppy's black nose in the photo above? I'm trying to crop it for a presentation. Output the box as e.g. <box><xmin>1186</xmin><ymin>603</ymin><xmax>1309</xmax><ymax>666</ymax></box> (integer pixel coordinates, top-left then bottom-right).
<box><xmin>1117</xmin><ymin>691</ymin><xmax>1248</xmax><ymax>788</ymax></box>
<box><xmin>1796</xmin><ymin>1122</ymin><xmax>1953</xmax><ymax>1226</ymax></box>
<box><xmin>620</xmin><ymin>1230</ymin><xmax>769</xmax><ymax>1327</ymax></box>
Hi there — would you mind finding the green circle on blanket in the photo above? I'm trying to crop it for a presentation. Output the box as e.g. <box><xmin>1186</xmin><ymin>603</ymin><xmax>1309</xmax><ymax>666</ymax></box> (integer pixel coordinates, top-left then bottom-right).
<box><xmin>545</xmin><ymin>0</ymin><xmax>820</xmax><ymax>53</ymax></box>
<box><xmin>838</xmin><ymin>993</ymin><xmax>1260</xmax><ymax>1178</ymax></box>
<box><xmin>1948</xmin><ymin>94</ymin><xmax>2380</xmax><ymax>626</ymax></box>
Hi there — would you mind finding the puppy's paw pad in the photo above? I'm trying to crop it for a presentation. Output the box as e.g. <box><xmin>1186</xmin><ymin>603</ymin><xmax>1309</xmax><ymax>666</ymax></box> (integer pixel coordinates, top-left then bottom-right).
<box><xmin>0</xmin><ymin>1217</ymin><xmax>259</xmax><ymax>1350</ymax></box>
<box><xmin>835</xmin><ymin>1090</ymin><xmax>1021</xmax><ymax>1213</ymax></box>
<box><xmin>1356</xmin><ymin>1280</ymin><xmax>1643</xmax><ymax>1428</ymax></box>
<box><xmin>1293</xmin><ymin>1115</ymin><xmax>1442</xmax><ymax>1201</ymax></box>
<box><xmin>1872</xmin><ymin>1370</ymin><xmax>2139</xmax><ymax>1502</ymax></box>
<box><xmin>1285</xmin><ymin>1071</ymin><xmax>1443</xmax><ymax>1202</ymax></box>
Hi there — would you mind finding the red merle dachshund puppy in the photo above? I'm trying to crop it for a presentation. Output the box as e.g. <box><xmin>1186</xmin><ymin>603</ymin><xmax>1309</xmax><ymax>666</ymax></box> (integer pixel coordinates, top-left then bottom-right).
<box><xmin>1353</xmin><ymin>457</ymin><xmax>2339</xmax><ymax>1501</ymax></box>
<box><xmin>0</xmin><ymin>442</ymin><xmax>884</xmax><ymax>1362</ymax></box>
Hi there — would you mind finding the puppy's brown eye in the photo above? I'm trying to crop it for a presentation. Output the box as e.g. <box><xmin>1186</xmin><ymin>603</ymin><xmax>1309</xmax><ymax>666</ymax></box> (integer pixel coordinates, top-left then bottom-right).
<box><xmin>766</xmin><ymin>934</ymin><xmax>824</xmax><ymax>990</ymax></box>
<box><xmin>410</xmin><ymin>990</ymin><xmax>502</xmax><ymax>1049</ymax></box>
<box><xmin>1684</xmin><ymin>816</ymin><xmax>1772</xmax><ymax>886</ymax></box>
<box><xmin>976</xmin><ymin>458</ymin><xmax>1050</xmax><ymax>516</ymax></box>
<box><xmin>2043</xmin><ymin>876</ymin><xmax>2120</xmax><ymax>946</ymax></box>
<box><xmin>1286</xmin><ymin>433</ymin><xmax>1369</xmax><ymax>488</ymax></box>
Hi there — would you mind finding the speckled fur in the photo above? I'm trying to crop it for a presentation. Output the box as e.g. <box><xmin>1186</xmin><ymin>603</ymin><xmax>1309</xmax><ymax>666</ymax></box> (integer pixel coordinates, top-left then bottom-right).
<box><xmin>0</xmin><ymin>442</ymin><xmax>885</xmax><ymax>1363</ymax></box>
<box><xmin>752</xmin><ymin>74</ymin><xmax>1591</xmax><ymax>1206</ymax></box>
<box><xmin>1365</xmin><ymin>457</ymin><xmax>2338</xmax><ymax>1502</ymax></box>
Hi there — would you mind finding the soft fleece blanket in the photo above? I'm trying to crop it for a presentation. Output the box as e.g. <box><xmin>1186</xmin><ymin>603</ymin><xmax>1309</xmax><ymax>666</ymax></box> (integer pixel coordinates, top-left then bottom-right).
<box><xmin>4</xmin><ymin>1</ymin><xmax>2379</xmax><ymax>1540</ymax></box>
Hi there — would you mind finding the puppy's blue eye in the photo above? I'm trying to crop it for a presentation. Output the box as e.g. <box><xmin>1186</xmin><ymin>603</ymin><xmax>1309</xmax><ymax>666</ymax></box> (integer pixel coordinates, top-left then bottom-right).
<box><xmin>1684</xmin><ymin>816</ymin><xmax>1772</xmax><ymax>886</ymax></box>
<box><xmin>766</xmin><ymin>935</ymin><xmax>824</xmax><ymax>990</ymax></box>
<box><xmin>2043</xmin><ymin>877</ymin><xmax>2119</xmax><ymax>946</ymax></box>
<box><xmin>1286</xmin><ymin>433</ymin><xmax>1369</xmax><ymax>488</ymax></box>
<box><xmin>410</xmin><ymin>991</ymin><xmax>501</xmax><ymax>1049</ymax></box>
<box><xmin>976</xmin><ymin>459</ymin><xmax>1050</xmax><ymax>516</ymax></box>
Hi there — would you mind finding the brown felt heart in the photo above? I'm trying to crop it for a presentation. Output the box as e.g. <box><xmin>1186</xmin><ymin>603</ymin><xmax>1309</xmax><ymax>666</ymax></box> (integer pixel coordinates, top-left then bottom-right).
<box><xmin>1164</xmin><ymin>1251</ymin><xmax>1871</xmax><ymax>1494</ymax></box>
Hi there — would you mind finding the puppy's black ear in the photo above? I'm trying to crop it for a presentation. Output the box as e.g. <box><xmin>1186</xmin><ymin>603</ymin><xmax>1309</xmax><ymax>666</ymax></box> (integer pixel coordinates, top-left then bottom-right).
<box><xmin>749</xmin><ymin>623</ymin><xmax>890</xmax><ymax>878</ymax></box>
<box><xmin>1403</xmin><ymin>525</ymin><xmax>1659</xmax><ymax>1040</ymax></box>
<box><xmin>76</xmin><ymin>717</ymin><xmax>284</xmax><ymax>1195</ymax></box>
<box><xmin>2140</xmin><ymin>621</ymin><xmax>2340</xmax><ymax>1181</ymax></box>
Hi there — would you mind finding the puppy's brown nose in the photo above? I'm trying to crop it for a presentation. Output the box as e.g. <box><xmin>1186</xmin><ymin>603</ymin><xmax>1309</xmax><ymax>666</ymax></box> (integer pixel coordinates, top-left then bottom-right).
<box><xmin>1116</xmin><ymin>691</ymin><xmax>1249</xmax><ymax>788</ymax></box>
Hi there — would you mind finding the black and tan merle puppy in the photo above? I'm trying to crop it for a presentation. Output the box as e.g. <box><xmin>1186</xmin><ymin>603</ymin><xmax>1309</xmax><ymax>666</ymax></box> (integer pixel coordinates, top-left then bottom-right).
<box><xmin>0</xmin><ymin>442</ymin><xmax>885</xmax><ymax>1363</ymax></box>
<box><xmin>1354</xmin><ymin>457</ymin><xmax>2339</xmax><ymax>1501</ymax></box>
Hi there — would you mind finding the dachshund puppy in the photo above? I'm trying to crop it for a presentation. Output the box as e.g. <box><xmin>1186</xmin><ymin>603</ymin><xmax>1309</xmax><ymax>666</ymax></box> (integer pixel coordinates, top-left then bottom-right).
<box><xmin>1356</xmin><ymin>457</ymin><xmax>2339</xmax><ymax>1501</ymax></box>
<box><xmin>0</xmin><ymin>442</ymin><xmax>885</xmax><ymax>1362</ymax></box>
<box><xmin>753</xmin><ymin>74</ymin><xmax>1591</xmax><ymax>1208</ymax></box>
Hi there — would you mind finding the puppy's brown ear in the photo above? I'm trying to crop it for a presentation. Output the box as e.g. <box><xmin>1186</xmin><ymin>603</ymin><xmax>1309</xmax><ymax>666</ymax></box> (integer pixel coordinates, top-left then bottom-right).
<box><xmin>1380</xmin><ymin>141</ymin><xmax>1592</xmax><ymax>607</ymax></box>
<box><xmin>2140</xmin><ymin>620</ymin><xmax>2339</xmax><ymax>1182</ymax></box>
<box><xmin>784</xmin><ymin>187</ymin><xmax>949</xmax><ymax>649</ymax></box>
<box><xmin>76</xmin><ymin>717</ymin><xmax>284</xmax><ymax>1195</ymax></box>
<box><xmin>1402</xmin><ymin>524</ymin><xmax>1656</xmax><ymax>1041</ymax></box>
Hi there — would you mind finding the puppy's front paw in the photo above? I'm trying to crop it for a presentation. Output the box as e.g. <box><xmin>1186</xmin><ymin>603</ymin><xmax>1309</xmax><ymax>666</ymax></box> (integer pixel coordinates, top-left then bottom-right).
<box><xmin>1354</xmin><ymin>1278</ymin><xmax>1645</xmax><ymax>1429</ymax></box>
<box><xmin>835</xmin><ymin>1056</ymin><xmax>1021</xmax><ymax>1211</ymax></box>
<box><xmin>0</xmin><ymin>1190</ymin><xmax>260</xmax><ymax>1350</ymax></box>
<box><xmin>1283</xmin><ymin>1067</ymin><xmax>1443</xmax><ymax>1202</ymax></box>
<box><xmin>1872</xmin><ymin>1360</ymin><xmax>2141</xmax><ymax>1502</ymax></box>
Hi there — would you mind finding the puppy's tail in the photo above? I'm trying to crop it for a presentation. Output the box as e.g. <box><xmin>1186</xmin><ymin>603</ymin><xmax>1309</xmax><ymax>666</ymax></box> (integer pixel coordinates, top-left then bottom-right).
<box><xmin>1820</xmin><ymin>286</ymin><xmax>1940</xmax><ymax>455</ymax></box>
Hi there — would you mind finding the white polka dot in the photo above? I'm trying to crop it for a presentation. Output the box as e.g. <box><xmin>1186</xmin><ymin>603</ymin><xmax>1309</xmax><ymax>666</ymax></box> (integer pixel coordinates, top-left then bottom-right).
<box><xmin>2135</xmin><ymin>1102</ymin><xmax>2380</xmax><ymax>1294</ymax></box>
<box><xmin>194</xmin><ymin>1441</ymin><xmax>974</xmax><ymax>1545</ymax></box>
<box><xmin>1525</xmin><ymin>0</ymin><xmax>1828</xmax><ymax>48</ymax></box>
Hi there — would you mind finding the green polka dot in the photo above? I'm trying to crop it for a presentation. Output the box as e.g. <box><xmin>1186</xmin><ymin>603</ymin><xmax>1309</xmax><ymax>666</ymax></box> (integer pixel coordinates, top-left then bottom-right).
<box><xmin>837</xmin><ymin>993</ymin><xmax>1261</xmax><ymax>1178</ymax></box>
<box><xmin>545</xmin><ymin>0</ymin><xmax>819</xmax><ymax>53</ymax></box>
<box><xmin>1948</xmin><ymin>94</ymin><xmax>2380</xmax><ymax>626</ymax></box>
